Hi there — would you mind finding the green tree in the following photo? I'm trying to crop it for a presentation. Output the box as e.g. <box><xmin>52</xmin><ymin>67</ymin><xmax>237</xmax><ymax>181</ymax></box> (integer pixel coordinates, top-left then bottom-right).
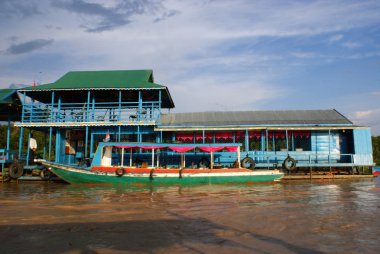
<box><xmin>373</xmin><ymin>136</ymin><xmax>380</xmax><ymax>165</ymax></box>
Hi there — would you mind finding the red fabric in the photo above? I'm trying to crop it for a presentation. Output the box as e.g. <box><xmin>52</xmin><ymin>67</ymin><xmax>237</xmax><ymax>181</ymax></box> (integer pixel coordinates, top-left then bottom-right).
<box><xmin>215</xmin><ymin>131</ymin><xmax>233</xmax><ymax>140</ymax></box>
<box><xmin>140</xmin><ymin>146</ymin><xmax>165</xmax><ymax>150</ymax></box>
<box><xmin>195</xmin><ymin>133</ymin><xmax>203</xmax><ymax>141</ymax></box>
<box><xmin>268</xmin><ymin>131</ymin><xmax>286</xmax><ymax>139</ymax></box>
<box><xmin>115</xmin><ymin>145</ymin><xmax>137</xmax><ymax>149</ymax></box>
<box><xmin>199</xmin><ymin>146</ymin><xmax>225</xmax><ymax>152</ymax></box>
<box><xmin>248</xmin><ymin>131</ymin><xmax>261</xmax><ymax>139</ymax></box>
<box><xmin>225</xmin><ymin>146</ymin><xmax>238</xmax><ymax>152</ymax></box>
<box><xmin>204</xmin><ymin>132</ymin><xmax>213</xmax><ymax>141</ymax></box>
<box><xmin>169</xmin><ymin>146</ymin><xmax>195</xmax><ymax>152</ymax></box>
<box><xmin>176</xmin><ymin>132</ymin><xmax>193</xmax><ymax>142</ymax></box>
<box><xmin>291</xmin><ymin>131</ymin><xmax>311</xmax><ymax>138</ymax></box>
<box><xmin>234</xmin><ymin>131</ymin><xmax>244</xmax><ymax>142</ymax></box>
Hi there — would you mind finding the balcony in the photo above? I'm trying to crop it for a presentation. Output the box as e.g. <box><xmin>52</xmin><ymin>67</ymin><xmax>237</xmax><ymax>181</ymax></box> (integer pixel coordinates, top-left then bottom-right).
<box><xmin>18</xmin><ymin>101</ymin><xmax>161</xmax><ymax>127</ymax></box>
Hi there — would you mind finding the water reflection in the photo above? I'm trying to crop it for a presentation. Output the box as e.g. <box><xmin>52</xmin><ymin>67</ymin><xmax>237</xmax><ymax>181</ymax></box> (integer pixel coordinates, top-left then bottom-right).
<box><xmin>1</xmin><ymin>178</ymin><xmax>380</xmax><ymax>253</ymax></box>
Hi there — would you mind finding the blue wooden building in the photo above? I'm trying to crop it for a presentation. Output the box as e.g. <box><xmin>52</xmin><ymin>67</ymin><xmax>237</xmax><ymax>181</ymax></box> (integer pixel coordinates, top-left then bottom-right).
<box><xmin>15</xmin><ymin>70</ymin><xmax>373</xmax><ymax>171</ymax></box>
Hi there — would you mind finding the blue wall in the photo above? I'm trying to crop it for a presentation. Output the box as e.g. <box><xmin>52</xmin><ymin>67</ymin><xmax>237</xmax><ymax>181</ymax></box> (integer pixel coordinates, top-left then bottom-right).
<box><xmin>352</xmin><ymin>128</ymin><xmax>373</xmax><ymax>166</ymax></box>
<box><xmin>311</xmin><ymin>131</ymin><xmax>340</xmax><ymax>153</ymax></box>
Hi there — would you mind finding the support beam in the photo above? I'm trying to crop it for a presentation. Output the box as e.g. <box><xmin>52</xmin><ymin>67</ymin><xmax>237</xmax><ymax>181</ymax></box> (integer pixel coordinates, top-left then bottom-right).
<box><xmin>26</xmin><ymin>131</ymin><xmax>31</xmax><ymax>166</ymax></box>
<box><xmin>151</xmin><ymin>149</ymin><xmax>155</xmax><ymax>168</ymax></box>
<box><xmin>121</xmin><ymin>148</ymin><xmax>124</xmax><ymax>167</ymax></box>
<box><xmin>85</xmin><ymin>126</ymin><xmax>89</xmax><ymax>158</ymax></box>
<box><xmin>86</xmin><ymin>91</ymin><xmax>90</xmax><ymax>121</ymax></box>
<box><xmin>245</xmin><ymin>129</ymin><xmax>249</xmax><ymax>152</ymax></box>
<box><xmin>129</xmin><ymin>148</ymin><xmax>132</xmax><ymax>167</ymax></box>
<box><xmin>6</xmin><ymin>111</ymin><xmax>11</xmax><ymax>160</ymax></box>
<box><xmin>49</xmin><ymin>127</ymin><xmax>53</xmax><ymax>161</ymax></box>
<box><xmin>286</xmin><ymin>129</ymin><xmax>289</xmax><ymax>151</ymax></box>
<box><xmin>18</xmin><ymin>127</ymin><xmax>24</xmax><ymax>159</ymax></box>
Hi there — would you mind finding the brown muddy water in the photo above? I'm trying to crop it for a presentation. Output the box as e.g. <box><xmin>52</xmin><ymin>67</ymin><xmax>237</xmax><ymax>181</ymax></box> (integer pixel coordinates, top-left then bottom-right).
<box><xmin>1</xmin><ymin>178</ymin><xmax>380</xmax><ymax>254</ymax></box>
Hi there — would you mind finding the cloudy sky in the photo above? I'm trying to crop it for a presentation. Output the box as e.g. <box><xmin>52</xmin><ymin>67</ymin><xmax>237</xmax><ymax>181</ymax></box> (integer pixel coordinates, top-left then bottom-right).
<box><xmin>1</xmin><ymin>0</ymin><xmax>380</xmax><ymax>134</ymax></box>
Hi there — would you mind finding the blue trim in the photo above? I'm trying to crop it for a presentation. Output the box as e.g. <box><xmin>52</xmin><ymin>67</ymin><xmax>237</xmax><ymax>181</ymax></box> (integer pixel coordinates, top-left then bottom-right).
<box><xmin>6</xmin><ymin>111</ymin><xmax>11</xmax><ymax>159</ymax></box>
<box><xmin>18</xmin><ymin>127</ymin><xmax>24</xmax><ymax>159</ymax></box>
<box><xmin>26</xmin><ymin>131</ymin><xmax>31</xmax><ymax>166</ymax></box>
<box><xmin>49</xmin><ymin>127</ymin><xmax>53</xmax><ymax>160</ymax></box>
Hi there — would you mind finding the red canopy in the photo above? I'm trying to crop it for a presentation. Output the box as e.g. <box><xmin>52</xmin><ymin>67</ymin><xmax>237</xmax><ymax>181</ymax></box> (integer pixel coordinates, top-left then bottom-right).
<box><xmin>114</xmin><ymin>144</ymin><xmax>239</xmax><ymax>153</ymax></box>
<box><xmin>169</xmin><ymin>146</ymin><xmax>195</xmax><ymax>152</ymax></box>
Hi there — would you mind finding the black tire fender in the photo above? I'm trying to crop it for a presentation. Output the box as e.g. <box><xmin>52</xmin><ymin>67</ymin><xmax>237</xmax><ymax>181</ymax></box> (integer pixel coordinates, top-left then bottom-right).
<box><xmin>40</xmin><ymin>168</ymin><xmax>52</xmax><ymax>180</ymax></box>
<box><xmin>115</xmin><ymin>167</ymin><xmax>125</xmax><ymax>177</ymax></box>
<box><xmin>9</xmin><ymin>162</ymin><xmax>24</xmax><ymax>179</ymax></box>
<box><xmin>241</xmin><ymin>157</ymin><xmax>255</xmax><ymax>169</ymax></box>
<box><xmin>283</xmin><ymin>157</ymin><xmax>296</xmax><ymax>170</ymax></box>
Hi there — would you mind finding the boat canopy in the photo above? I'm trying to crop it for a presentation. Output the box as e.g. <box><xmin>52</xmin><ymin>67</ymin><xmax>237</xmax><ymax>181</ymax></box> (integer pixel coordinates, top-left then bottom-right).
<box><xmin>100</xmin><ymin>142</ymin><xmax>241</xmax><ymax>152</ymax></box>
<box><xmin>95</xmin><ymin>142</ymin><xmax>243</xmax><ymax>168</ymax></box>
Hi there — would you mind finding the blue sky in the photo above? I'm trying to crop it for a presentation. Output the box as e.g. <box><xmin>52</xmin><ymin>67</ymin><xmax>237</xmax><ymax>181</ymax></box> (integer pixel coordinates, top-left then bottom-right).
<box><xmin>1</xmin><ymin>0</ymin><xmax>380</xmax><ymax>135</ymax></box>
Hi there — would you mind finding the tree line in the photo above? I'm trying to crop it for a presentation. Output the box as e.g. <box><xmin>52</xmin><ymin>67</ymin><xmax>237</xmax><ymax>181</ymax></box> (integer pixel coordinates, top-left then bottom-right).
<box><xmin>372</xmin><ymin>136</ymin><xmax>380</xmax><ymax>165</ymax></box>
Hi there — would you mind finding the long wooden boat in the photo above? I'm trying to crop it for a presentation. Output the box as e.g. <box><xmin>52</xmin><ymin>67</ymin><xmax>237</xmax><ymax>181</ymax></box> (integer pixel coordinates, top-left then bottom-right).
<box><xmin>43</xmin><ymin>142</ymin><xmax>284</xmax><ymax>184</ymax></box>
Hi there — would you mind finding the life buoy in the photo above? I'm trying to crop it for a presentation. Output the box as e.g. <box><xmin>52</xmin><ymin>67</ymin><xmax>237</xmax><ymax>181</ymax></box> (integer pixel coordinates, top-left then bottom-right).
<box><xmin>241</xmin><ymin>157</ymin><xmax>255</xmax><ymax>169</ymax></box>
<box><xmin>9</xmin><ymin>161</ymin><xmax>24</xmax><ymax>179</ymax></box>
<box><xmin>115</xmin><ymin>167</ymin><xmax>125</xmax><ymax>177</ymax></box>
<box><xmin>283</xmin><ymin>157</ymin><xmax>296</xmax><ymax>170</ymax></box>
<box><xmin>40</xmin><ymin>168</ymin><xmax>52</xmax><ymax>180</ymax></box>
<box><xmin>198</xmin><ymin>157</ymin><xmax>210</xmax><ymax>168</ymax></box>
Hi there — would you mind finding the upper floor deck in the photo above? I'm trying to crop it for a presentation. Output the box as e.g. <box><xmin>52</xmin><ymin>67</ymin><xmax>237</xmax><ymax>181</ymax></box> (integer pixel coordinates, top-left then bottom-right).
<box><xmin>15</xmin><ymin>70</ymin><xmax>175</xmax><ymax>127</ymax></box>
<box><xmin>17</xmin><ymin>99</ymin><xmax>162</xmax><ymax>127</ymax></box>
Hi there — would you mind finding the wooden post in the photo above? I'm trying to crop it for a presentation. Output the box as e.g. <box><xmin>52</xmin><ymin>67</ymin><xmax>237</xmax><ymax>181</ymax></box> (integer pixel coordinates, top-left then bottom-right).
<box><xmin>151</xmin><ymin>148</ymin><xmax>155</xmax><ymax>168</ymax></box>
<box><xmin>156</xmin><ymin>150</ymin><xmax>160</xmax><ymax>168</ymax></box>
<box><xmin>237</xmin><ymin>146</ymin><xmax>241</xmax><ymax>168</ymax></box>
<box><xmin>121</xmin><ymin>148</ymin><xmax>124</xmax><ymax>167</ymax></box>
<box><xmin>210</xmin><ymin>151</ymin><xmax>214</xmax><ymax>169</ymax></box>
<box><xmin>129</xmin><ymin>148</ymin><xmax>132</xmax><ymax>167</ymax></box>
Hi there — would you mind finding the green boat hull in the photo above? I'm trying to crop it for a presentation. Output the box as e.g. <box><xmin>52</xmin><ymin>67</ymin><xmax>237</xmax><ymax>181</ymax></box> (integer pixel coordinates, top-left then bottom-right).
<box><xmin>47</xmin><ymin>163</ymin><xmax>284</xmax><ymax>185</ymax></box>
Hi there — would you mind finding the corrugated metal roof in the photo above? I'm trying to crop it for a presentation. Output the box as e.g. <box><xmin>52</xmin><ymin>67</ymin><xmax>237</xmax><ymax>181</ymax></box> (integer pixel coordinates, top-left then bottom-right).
<box><xmin>0</xmin><ymin>89</ymin><xmax>22</xmax><ymax>121</ymax></box>
<box><xmin>0</xmin><ymin>89</ymin><xmax>16</xmax><ymax>103</ymax></box>
<box><xmin>159</xmin><ymin>109</ymin><xmax>353</xmax><ymax>128</ymax></box>
<box><xmin>18</xmin><ymin>70</ymin><xmax>175</xmax><ymax>108</ymax></box>
<box><xmin>21</xmin><ymin>70</ymin><xmax>163</xmax><ymax>90</ymax></box>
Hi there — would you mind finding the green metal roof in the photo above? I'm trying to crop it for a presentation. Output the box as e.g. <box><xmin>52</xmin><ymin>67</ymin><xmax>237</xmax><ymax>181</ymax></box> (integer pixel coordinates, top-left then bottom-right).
<box><xmin>18</xmin><ymin>70</ymin><xmax>175</xmax><ymax>108</ymax></box>
<box><xmin>21</xmin><ymin>70</ymin><xmax>164</xmax><ymax>90</ymax></box>
<box><xmin>0</xmin><ymin>89</ymin><xmax>16</xmax><ymax>104</ymax></box>
<box><xmin>0</xmin><ymin>89</ymin><xmax>22</xmax><ymax>121</ymax></box>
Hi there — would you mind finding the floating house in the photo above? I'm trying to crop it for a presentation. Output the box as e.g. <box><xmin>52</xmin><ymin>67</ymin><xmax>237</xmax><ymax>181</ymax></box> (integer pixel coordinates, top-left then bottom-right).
<box><xmin>15</xmin><ymin>70</ymin><xmax>373</xmax><ymax>171</ymax></box>
<box><xmin>0</xmin><ymin>89</ymin><xmax>22</xmax><ymax>161</ymax></box>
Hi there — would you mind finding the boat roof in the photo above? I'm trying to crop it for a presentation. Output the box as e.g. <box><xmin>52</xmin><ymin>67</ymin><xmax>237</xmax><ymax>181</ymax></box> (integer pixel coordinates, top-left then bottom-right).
<box><xmin>98</xmin><ymin>142</ymin><xmax>242</xmax><ymax>149</ymax></box>
<box><xmin>0</xmin><ymin>89</ymin><xmax>22</xmax><ymax>121</ymax></box>
<box><xmin>157</xmin><ymin>109</ymin><xmax>354</xmax><ymax>130</ymax></box>
<box><xmin>19</xmin><ymin>70</ymin><xmax>175</xmax><ymax>108</ymax></box>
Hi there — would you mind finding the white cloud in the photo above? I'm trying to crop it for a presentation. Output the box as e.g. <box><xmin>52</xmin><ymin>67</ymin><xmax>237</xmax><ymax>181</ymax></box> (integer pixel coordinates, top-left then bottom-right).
<box><xmin>349</xmin><ymin>108</ymin><xmax>380</xmax><ymax>135</ymax></box>
<box><xmin>170</xmin><ymin>75</ymin><xmax>286</xmax><ymax>112</ymax></box>
<box><xmin>0</xmin><ymin>0</ymin><xmax>379</xmax><ymax>138</ymax></box>
<box><xmin>354</xmin><ymin>110</ymin><xmax>373</xmax><ymax>119</ymax></box>
<box><xmin>291</xmin><ymin>52</ymin><xmax>315</xmax><ymax>59</ymax></box>
<box><xmin>342</xmin><ymin>41</ymin><xmax>361</xmax><ymax>49</ymax></box>
<box><xmin>329</xmin><ymin>34</ymin><xmax>344</xmax><ymax>43</ymax></box>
